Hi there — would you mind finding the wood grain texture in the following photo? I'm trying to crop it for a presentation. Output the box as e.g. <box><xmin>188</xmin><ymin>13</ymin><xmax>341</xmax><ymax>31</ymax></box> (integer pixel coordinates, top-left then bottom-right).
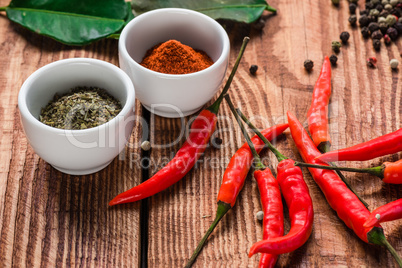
<box><xmin>146</xmin><ymin>0</ymin><xmax>402</xmax><ymax>267</ymax></box>
<box><xmin>0</xmin><ymin>0</ymin><xmax>402</xmax><ymax>267</ymax></box>
<box><xmin>0</xmin><ymin>0</ymin><xmax>142</xmax><ymax>266</ymax></box>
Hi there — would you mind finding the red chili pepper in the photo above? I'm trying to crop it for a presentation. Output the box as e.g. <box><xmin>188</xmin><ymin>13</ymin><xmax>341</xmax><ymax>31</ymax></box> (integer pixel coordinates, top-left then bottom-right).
<box><xmin>249</xmin><ymin>159</ymin><xmax>314</xmax><ymax>256</ymax></box>
<box><xmin>316</xmin><ymin>128</ymin><xmax>402</xmax><ymax>162</ymax></box>
<box><xmin>184</xmin><ymin>123</ymin><xmax>288</xmax><ymax>268</ymax></box>
<box><xmin>254</xmin><ymin>168</ymin><xmax>284</xmax><ymax>268</ymax></box>
<box><xmin>109</xmin><ymin>37</ymin><xmax>250</xmax><ymax>206</ymax></box>
<box><xmin>295</xmin><ymin>159</ymin><xmax>402</xmax><ymax>184</ymax></box>
<box><xmin>364</xmin><ymin>199</ymin><xmax>402</xmax><ymax>228</ymax></box>
<box><xmin>287</xmin><ymin>111</ymin><xmax>402</xmax><ymax>266</ymax></box>
<box><xmin>233</xmin><ymin>106</ymin><xmax>313</xmax><ymax>257</ymax></box>
<box><xmin>305</xmin><ymin>56</ymin><xmax>367</xmax><ymax>208</ymax></box>
<box><xmin>307</xmin><ymin>56</ymin><xmax>331</xmax><ymax>150</ymax></box>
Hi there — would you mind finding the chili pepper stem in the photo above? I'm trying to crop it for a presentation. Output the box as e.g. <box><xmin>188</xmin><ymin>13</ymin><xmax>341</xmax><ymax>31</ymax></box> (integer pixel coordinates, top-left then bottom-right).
<box><xmin>368</xmin><ymin>227</ymin><xmax>402</xmax><ymax>267</ymax></box>
<box><xmin>265</xmin><ymin>5</ymin><xmax>277</xmax><ymax>13</ymax></box>
<box><xmin>317</xmin><ymin>144</ymin><xmax>370</xmax><ymax>209</ymax></box>
<box><xmin>207</xmin><ymin>37</ymin><xmax>250</xmax><ymax>114</ymax></box>
<box><xmin>0</xmin><ymin>6</ymin><xmax>6</xmax><ymax>11</ymax></box>
<box><xmin>185</xmin><ymin>201</ymin><xmax>231</xmax><ymax>268</ymax></box>
<box><xmin>107</xmin><ymin>34</ymin><xmax>120</xmax><ymax>39</ymax></box>
<box><xmin>224</xmin><ymin>94</ymin><xmax>266</xmax><ymax>170</ymax></box>
<box><xmin>236</xmin><ymin>108</ymin><xmax>288</xmax><ymax>163</ymax></box>
<box><xmin>294</xmin><ymin>162</ymin><xmax>384</xmax><ymax>179</ymax></box>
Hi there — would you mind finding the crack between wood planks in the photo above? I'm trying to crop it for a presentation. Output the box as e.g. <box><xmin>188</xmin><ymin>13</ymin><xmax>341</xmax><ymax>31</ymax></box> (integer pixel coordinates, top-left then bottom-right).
<box><xmin>139</xmin><ymin>106</ymin><xmax>151</xmax><ymax>268</ymax></box>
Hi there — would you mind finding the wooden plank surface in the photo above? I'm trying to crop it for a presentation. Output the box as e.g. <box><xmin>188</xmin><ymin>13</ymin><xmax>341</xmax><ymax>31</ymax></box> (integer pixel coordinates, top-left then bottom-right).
<box><xmin>0</xmin><ymin>0</ymin><xmax>401</xmax><ymax>267</ymax></box>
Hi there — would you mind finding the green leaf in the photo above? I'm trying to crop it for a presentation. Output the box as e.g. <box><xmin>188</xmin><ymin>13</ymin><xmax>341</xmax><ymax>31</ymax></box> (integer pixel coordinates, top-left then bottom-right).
<box><xmin>131</xmin><ymin>0</ymin><xmax>276</xmax><ymax>23</ymax></box>
<box><xmin>5</xmin><ymin>0</ymin><xmax>129</xmax><ymax>45</ymax></box>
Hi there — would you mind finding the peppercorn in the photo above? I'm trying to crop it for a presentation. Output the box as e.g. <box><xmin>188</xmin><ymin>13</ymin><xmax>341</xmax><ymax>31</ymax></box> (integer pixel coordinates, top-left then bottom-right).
<box><xmin>385</xmin><ymin>14</ymin><xmax>397</xmax><ymax>26</ymax></box>
<box><xmin>391</xmin><ymin>8</ymin><xmax>402</xmax><ymax>17</ymax></box>
<box><xmin>141</xmin><ymin>141</ymin><xmax>151</xmax><ymax>151</ymax></box>
<box><xmin>332</xmin><ymin>41</ymin><xmax>342</xmax><ymax>53</ymax></box>
<box><xmin>360</xmin><ymin>10</ymin><xmax>369</xmax><ymax>16</ymax></box>
<box><xmin>394</xmin><ymin>21</ymin><xmax>402</xmax><ymax>33</ymax></box>
<box><xmin>304</xmin><ymin>59</ymin><xmax>314</xmax><ymax>71</ymax></box>
<box><xmin>382</xmin><ymin>0</ymin><xmax>389</xmax><ymax>5</ymax></box>
<box><xmin>348</xmin><ymin>0</ymin><xmax>358</xmax><ymax>3</ymax></box>
<box><xmin>349</xmin><ymin>15</ymin><xmax>357</xmax><ymax>26</ymax></box>
<box><xmin>385</xmin><ymin>3</ymin><xmax>393</xmax><ymax>10</ymax></box>
<box><xmin>376</xmin><ymin>4</ymin><xmax>384</xmax><ymax>12</ymax></box>
<box><xmin>390</xmin><ymin>58</ymin><xmax>399</xmax><ymax>69</ymax></box>
<box><xmin>379</xmin><ymin>21</ymin><xmax>389</xmax><ymax>34</ymax></box>
<box><xmin>368</xmin><ymin>22</ymin><xmax>380</xmax><ymax>33</ymax></box>
<box><xmin>329</xmin><ymin>55</ymin><xmax>338</xmax><ymax>66</ymax></box>
<box><xmin>340</xmin><ymin>31</ymin><xmax>350</xmax><ymax>43</ymax></box>
<box><xmin>249</xmin><ymin>64</ymin><xmax>258</xmax><ymax>75</ymax></box>
<box><xmin>359</xmin><ymin>15</ymin><xmax>371</xmax><ymax>27</ymax></box>
<box><xmin>256</xmin><ymin>211</ymin><xmax>264</xmax><ymax>221</ymax></box>
<box><xmin>386</xmin><ymin>26</ymin><xmax>399</xmax><ymax>39</ymax></box>
<box><xmin>371</xmin><ymin>29</ymin><xmax>384</xmax><ymax>39</ymax></box>
<box><xmin>384</xmin><ymin>34</ymin><xmax>392</xmax><ymax>44</ymax></box>
<box><xmin>370</xmin><ymin>9</ymin><xmax>380</xmax><ymax>17</ymax></box>
<box><xmin>361</xmin><ymin>26</ymin><xmax>371</xmax><ymax>38</ymax></box>
<box><xmin>367</xmin><ymin>57</ymin><xmax>377</xmax><ymax>68</ymax></box>
<box><xmin>349</xmin><ymin>3</ymin><xmax>357</xmax><ymax>13</ymax></box>
<box><xmin>378</xmin><ymin>17</ymin><xmax>387</xmax><ymax>24</ymax></box>
<box><xmin>373</xmin><ymin>39</ymin><xmax>381</xmax><ymax>50</ymax></box>
<box><xmin>366</xmin><ymin>2</ymin><xmax>375</xmax><ymax>10</ymax></box>
<box><xmin>214</xmin><ymin>137</ymin><xmax>223</xmax><ymax>146</ymax></box>
<box><xmin>371</xmin><ymin>0</ymin><xmax>380</xmax><ymax>5</ymax></box>
<box><xmin>390</xmin><ymin>0</ymin><xmax>399</xmax><ymax>6</ymax></box>
<box><xmin>379</xmin><ymin>10</ymin><xmax>390</xmax><ymax>17</ymax></box>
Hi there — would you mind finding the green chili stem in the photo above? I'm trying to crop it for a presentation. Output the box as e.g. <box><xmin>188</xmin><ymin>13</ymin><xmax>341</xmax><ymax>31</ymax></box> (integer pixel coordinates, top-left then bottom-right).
<box><xmin>207</xmin><ymin>37</ymin><xmax>250</xmax><ymax>114</ymax></box>
<box><xmin>0</xmin><ymin>6</ymin><xmax>7</xmax><ymax>11</ymax></box>
<box><xmin>318</xmin><ymin>143</ymin><xmax>370</xmax><ymax>209</ymax></box>
<box><xmin>185</xmin><ymin>202</ymin><xmax>231</xmax><ymax>268</ymax></box>
<box><xmin>265</xmin><ymin>5</ymin><xmax>277</xmax><ymax>13</ymax></box>
<box><xmin>368</xmin><ymin>227</ymin><xmax>402</xmax><ymax>267</ymax></box>
<box><xmin>224</xmin><ymin>94</ymin><xmax>265</xmax><ymax>170</ymax></box>
<box><xmin>294</xmin><ymin>162</ymin><xmax>384</xmax><ymax>179</ymax></box>
<box><xmin>236</xmin><ymin>108</ymin><xmax>287</xmax><ymax>163</ymax></box>
<box><xmin>107</xmin><ymin>33</ymin><xmax>120</xmax><ymax>39</ymax></box>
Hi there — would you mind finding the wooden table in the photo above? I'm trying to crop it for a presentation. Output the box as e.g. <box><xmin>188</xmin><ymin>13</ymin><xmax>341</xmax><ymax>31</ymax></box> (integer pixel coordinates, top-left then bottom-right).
<box><xmin>1</xmin><ymin>1</ymin><xmax>401</xmax><ymax>267</ymax></box>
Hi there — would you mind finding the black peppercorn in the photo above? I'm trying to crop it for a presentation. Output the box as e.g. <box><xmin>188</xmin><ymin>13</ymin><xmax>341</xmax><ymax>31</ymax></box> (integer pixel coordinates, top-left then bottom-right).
<box><xmin>348</xmin><ymin>15</ymin><xmax>357</xmax><ymax>26</ymax></box>
<box><xmin>391</xmin><ymin>8</ymin><xmax>402</xmax><ymax>17</ymax></box>
<box><xmin>329</xmin><ymin>55</ymin><xmax>338</xmax><ymax>66</ymax></box>
<box><xmin>379</xmin><ymin>10</ymin><xmax>390</xmax><ymax>18</ymax></box>
<box><xmin>249</xmin><ymin>64</ymin><xmax>258</xmax><ymax>75</ymax></box>
<box><xmin>349</xmin><ymin>3</ymin><xmax>357</xmax><ymax>14</ymax></box>
<box><xmin>386</xmin><ymin>27</ymin><xmax>399</xmax><ymax>40</ymax></box>
<box><xmin>361</xmin><ymin>26</ymin><xmax>370</xmax><ymax>38</ymax></box>
<box><xmin>360</xmin><ymin>10</ymin><xmax>369</xmax><ymax>16</ymax></box>
<box><xmin>393</xmin><ymin>22</ymin><xmax>402</xmax><ymax>33</ymax></box>
<box><xmin>214</xmin><ymin>137</ymin><xmax>223</xmax><ymax>146</ymax></box>
<box><xmin>332</xmin><ymin>41</ymin><xmax>342</xmax><ymax>53</ymax></box>
<box><xmin>371</xmin><ymin>29</ymin><xmax>384</xmax><ymax>39</ymax></box>
<box><xmin>376</xmin><ymin>4</ymin><xmax>384</xmax><ymax>12</ymax></box>
<box><xmin>359</xmin><ymin>15</ymin><xmax>371</xmax><ymax>27</ymax></box>
<box><xmin>373</xmin><ymin>39</ymin><xmax>381</xmax><ymax>50</ymax></box>
<box><xmin>379</xmin><ymin>22</ymin><xmax>389</xmax><ymax>34</ymax></box>
<box><xmin>304</xmin><ymin>59</ymin><xmax>314</xmax><ymax>71</ymax></box>
<box><xmin>340</xmin><ymin>31</ymin><xmax>350</xmax><ymax>43</ymax></box>
<box><xmin>368</xmin><ymin>22</ymin><xmax>380</xmax><ymax>33</ymax></box>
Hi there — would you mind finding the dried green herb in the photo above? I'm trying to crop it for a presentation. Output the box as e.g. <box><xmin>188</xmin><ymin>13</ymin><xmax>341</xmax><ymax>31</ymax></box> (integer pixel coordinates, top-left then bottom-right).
<box><xmin>40</xmin><ymin>86</ymin><xmax>122</xmax><ymax>130</ymax></box>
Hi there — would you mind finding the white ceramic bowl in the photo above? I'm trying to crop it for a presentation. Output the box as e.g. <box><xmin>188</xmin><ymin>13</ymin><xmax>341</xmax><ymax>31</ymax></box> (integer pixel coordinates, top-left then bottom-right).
<box><xmin>119</xmin><ymin>8</ymin><xmax>230</xmax><ymax>118</ymax></box>
<box><xmin>18</xmin><ymin>58</ymin><xmax>136</xmax><ymax>175</ymax></box>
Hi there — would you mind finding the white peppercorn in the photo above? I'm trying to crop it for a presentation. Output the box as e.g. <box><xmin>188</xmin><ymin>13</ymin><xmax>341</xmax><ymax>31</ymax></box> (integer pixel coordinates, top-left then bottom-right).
<box><xmin>390</xmin><ymin>59</ymin><xmax>399</xmax><ymax>69</ymax></box>
<box><xmin>141</xmin><ymin>140</ymin><xmax>151</xmax><ymax>151</ymax></box>
<box><xmin>390</xmin><ymin>0</ymin><xmax>399</xmax><ymax>6</ymax></box>
<box><xmin>256</xmin><ymin>211</ymin><xmax>264</xmax><ymax>221</ymax></box>
<box><xmin>384</xmin><ymin>4</ymin><xmax>393</xmax><ymax>10</ymax></box>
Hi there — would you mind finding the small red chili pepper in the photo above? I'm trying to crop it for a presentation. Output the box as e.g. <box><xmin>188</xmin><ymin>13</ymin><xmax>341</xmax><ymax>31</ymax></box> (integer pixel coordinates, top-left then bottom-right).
<box><xmin>364</xmin><ymin>199</ymin><xmax>402</xmax><ymax>228</ymax></box>
<box><xmin>184</xmin><ymin>123</ymin><xmax>288</xmax><ymax>268</ymax></box>
<box><xmin>307</xmin><ymin>56</ymin><xmax>331</xmax><ymax>150</ymax></box>
<box><xmin>287</xmin><ymin>111</ymin><xmax>402</xmax><ymax>266</ymax></box>
<box><xmin>109</xmin><ymin>37</ymin><xmax>250</xmax><ymax>206</ymax></box>
<box><xmin>295</xmin><ymin>159</ymin><xmax>402</xmax><ymax>184</ymax></box>
<box><xmin>316</xmin><ymin>128</ymin><xmax>402</xmax><ymax>162</ymax></box>
<box><xmin>233</xmin><ymin>103</ymin><xmax>313</xmax><ymax>257</ymax></box>
<box><xmin>254</xmin><ymin>168</ymin><xmax>284</xmax><ymax>268</ymax></box>
<box><xmin>306</xmin><ymin>56</ymin><xmax>367</xmax><ymax>207</ymax></box>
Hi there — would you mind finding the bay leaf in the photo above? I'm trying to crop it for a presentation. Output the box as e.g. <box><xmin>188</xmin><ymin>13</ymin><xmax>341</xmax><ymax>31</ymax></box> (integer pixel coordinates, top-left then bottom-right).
<box><xmin>131</xmin><ymin>0</ymin><xmax>276</xmax><ymax>23</ymax></box>
<box><xmin>5</xmin><ymin>0</ymin><xmax>129</xmax><ymax>45</ymax></box>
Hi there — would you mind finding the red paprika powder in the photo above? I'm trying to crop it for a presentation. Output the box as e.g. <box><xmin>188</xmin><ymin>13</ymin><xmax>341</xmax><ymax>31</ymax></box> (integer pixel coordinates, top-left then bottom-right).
<box><xmin>140</xmin><ymin>40</ymin><xmax>214</xmax><ymax>74</ymax></box>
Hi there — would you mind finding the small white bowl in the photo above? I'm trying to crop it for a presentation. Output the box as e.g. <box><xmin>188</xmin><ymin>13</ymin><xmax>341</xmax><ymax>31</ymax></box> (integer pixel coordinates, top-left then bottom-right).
<box><xmin>119</xmin><ymin>8</ymin><xmax>230</xmax><ymax>118</ymax></box>
<box><xmin>18</xmin><ymin>58</ymin><xmax>136</xmax><ymax>175</ymax></box>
